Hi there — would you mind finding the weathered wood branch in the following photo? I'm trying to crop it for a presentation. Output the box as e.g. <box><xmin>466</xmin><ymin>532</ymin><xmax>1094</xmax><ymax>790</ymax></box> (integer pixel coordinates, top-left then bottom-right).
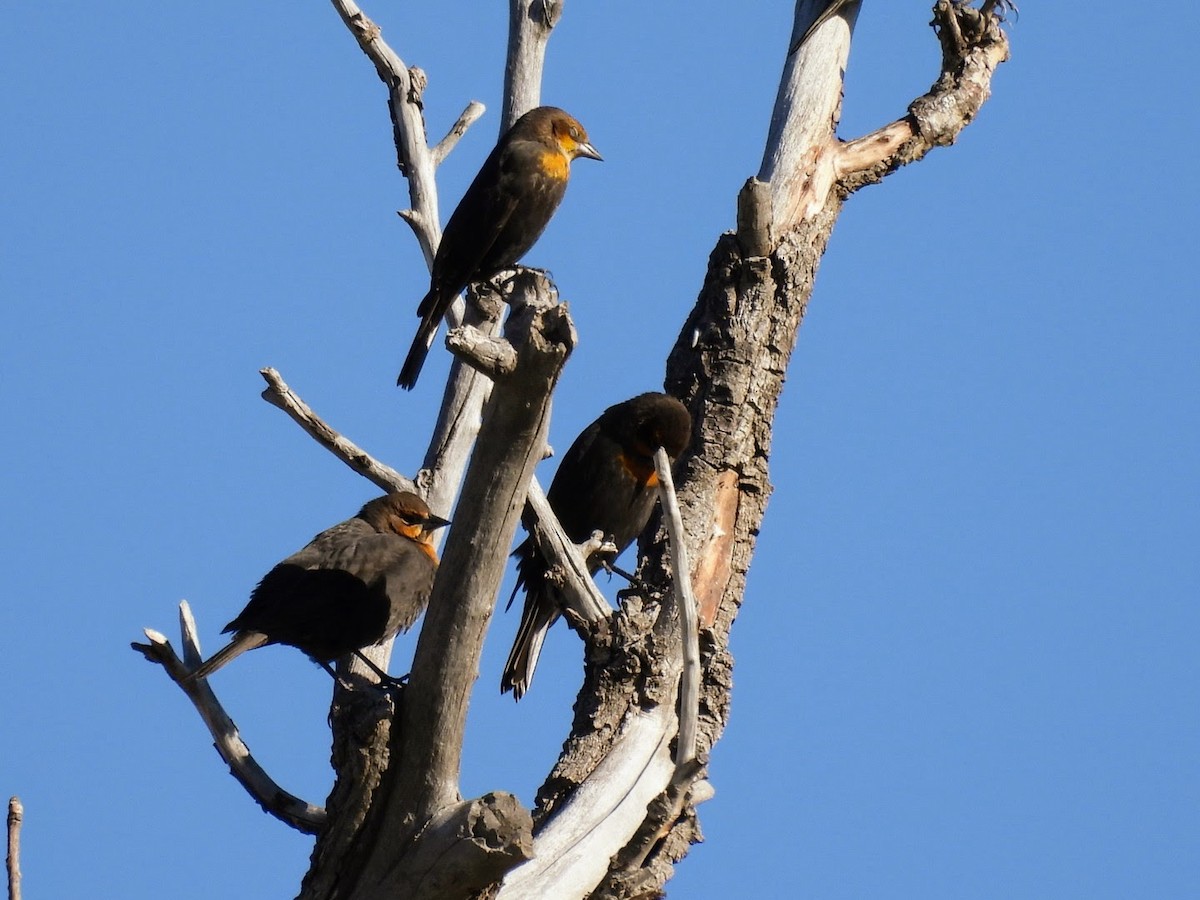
<box><xmin>398</xmin><ymin>272</ymin><xmax>574</xmax><ymax>818</ymax></box>
<box><xmin>523</xmin><ymin>477</ymin><xmax>613</xmax><ymax>628</ymax></box>
<box><xmin>654</xmin><ymin>445</ymin><xmax>700</xmax><ymax>771</ymax></box>
<box><xmin>260</xmin><ymin>367</ymin><xmax>412</xmax><ymax>493</ymax></box>
<box><xmin>834</xmin><ymin>0</ymin><xmax>1011</xmax><ymax>192</ymax></box>
<box><xmin>759</xmin><ymin>0</ymin><xmax>861</xmax><ymax>235</ymax></box>
<box><xmin>131</xmin><ymin>602</ymin><xmax>327</xmax><ymax>834</ymax></box>
<box><xmin>314</xmin><ymin>272</ymin><xmax>574</xmax><ymax>899</ymax></box>
<box><xmin>329</xmin><ymin>0</ymin><xmax>462</xmax><ymax>265</ymax></box>
<box><xmin>6</xmin><ymin>797</ymin><xmax>21</xmax><ymax>900</ymax></box>
<box><xmin>504</xmin><ymin>0</ymin><xmax>563</xmax><ymax>130</ymax></box>
<box><xmin>431</xmin><ymin>100</ymin><xmax>487</xmax><ymax>166</ymax></box>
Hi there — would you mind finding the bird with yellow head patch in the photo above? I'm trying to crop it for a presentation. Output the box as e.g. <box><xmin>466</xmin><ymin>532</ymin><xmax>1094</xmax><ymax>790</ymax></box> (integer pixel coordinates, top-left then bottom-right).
<box><xmin>187</xmin><ymin>492</ymin><xmax>449</xmax><ymax>685</ymax></box>
<box><xmin>398</xmin><ymin>106</ymin><xmax>601</xmax><ymax>389</ymax></box>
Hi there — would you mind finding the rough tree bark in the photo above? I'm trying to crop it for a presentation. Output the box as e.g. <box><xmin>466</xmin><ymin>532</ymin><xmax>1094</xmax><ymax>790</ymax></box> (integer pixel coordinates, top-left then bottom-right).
<box><xmin>134</xmin><ymin>1</ymin><xmax>1010</xmax><ymax>898</ymax></box>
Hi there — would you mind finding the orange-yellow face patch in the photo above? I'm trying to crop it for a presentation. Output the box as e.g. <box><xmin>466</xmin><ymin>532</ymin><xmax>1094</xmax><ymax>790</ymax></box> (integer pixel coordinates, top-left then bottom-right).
<box><xmin>620</xmin><ymin>451</ymin><xmax>658</xmax><ymax>487</ymax></box>
<box><xmin>417</xmin><ymin>534</ymin><xmax>440</xmax><ymax>564</ymax></box>
<box><xmin>391</xmin><ymin>518</ymin><xmax>424</xmax><ymax>541</ymax></box>
<box><xmin>540</xmin><ymin>148</ymin><xmax>570</xmax><ymax>180</ymax></box>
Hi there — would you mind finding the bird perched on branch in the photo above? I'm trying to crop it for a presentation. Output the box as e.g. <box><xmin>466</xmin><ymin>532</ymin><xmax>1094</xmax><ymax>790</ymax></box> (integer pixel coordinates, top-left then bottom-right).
<box><xmin>397</xmin><ymin>106</ymin><xmax>601</xmax><ymax>389</ymax></box>
<box><xmin>188</xmin><ymin>491</ymin><xmax>449</xmax><ymax>685</ymax></box>
<box><xmin>501</xmin><ymin>393</ymin><xmax>692</xmax><ymax>700</ymax></box>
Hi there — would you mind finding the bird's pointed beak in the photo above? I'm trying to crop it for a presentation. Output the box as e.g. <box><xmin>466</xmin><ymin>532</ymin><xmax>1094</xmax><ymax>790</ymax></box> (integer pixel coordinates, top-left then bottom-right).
<box><xmin>425</xmin><ymin>513</ymin><xmax>451</xmax><ymax>530</ymax></box>
<box><xmin>576</xmin><ymin>141</ymin><xmax>602</xmax><ymax>162</ymax></box>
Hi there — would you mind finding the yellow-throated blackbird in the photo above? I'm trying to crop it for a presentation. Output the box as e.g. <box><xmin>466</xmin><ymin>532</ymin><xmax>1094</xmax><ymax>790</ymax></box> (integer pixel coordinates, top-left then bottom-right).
<box><xmin>789</xmin><ymin>0</ymin><xmax>857</xmax><ymax>54</ymax></box>
<box><xmin>189</xmin><ymin>492</ymin><xmax>448</xmax><ymax>682</ymax></box>
<box><xmin>501</xmin><ymin>393</ymin><xmax>692</xmax><ymax>700</ymax></box>
<box><xmin>397</xmin><ymin>106</ymin><xmax>601</xmax><ymax>389</ymax></box>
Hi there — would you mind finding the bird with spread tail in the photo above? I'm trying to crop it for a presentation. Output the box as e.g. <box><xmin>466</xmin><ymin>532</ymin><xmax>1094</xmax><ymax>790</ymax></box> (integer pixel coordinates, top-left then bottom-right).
<box><xmin>188</xmin><ymin>491</ymin><xmax>449</xmax><ymax>685</ymax></box>
<box><xmin>501</xmin><ymin>393</ymin><xmax>692</xmax><ymax>700</ymax></box>
<box><xmin>397</xmin><ymin>106</ymin><xmax>601</xmax><ymax>389</ymax></box>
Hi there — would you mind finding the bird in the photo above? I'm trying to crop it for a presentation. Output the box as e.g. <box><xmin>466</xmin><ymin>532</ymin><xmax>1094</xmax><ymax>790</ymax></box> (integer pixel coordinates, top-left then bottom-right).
<box><xmin>397</xmin><ymin>106</ymin><xmax>602</xmax><ymax>389</ymax></box>
<box><xmin>188</xmin><ymin>491</ymin><xmax>449</xmax><ymax>685</ymax></box>
<box><xmin>501</xmin><ymin>392</ymin><xmax>692</xmax><ymax>700</ymax></box>
<box><xmin>789</xmin><ymin>0</ymin><xmax>858</xmax><ymax>55</ymax></box>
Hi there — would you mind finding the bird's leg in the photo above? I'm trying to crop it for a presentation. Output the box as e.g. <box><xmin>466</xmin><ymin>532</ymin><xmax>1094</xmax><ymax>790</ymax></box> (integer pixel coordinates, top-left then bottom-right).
<box><xmin>318</xmin><ymin>660</ymin><xmax>361</xmax><ymax>693</ymax></box>
<box><xmin>492</xmin><ymin>267</ymin><xmax>557</xmax><ymax>299</ymax></box>
<box><xmin>606</xmin><ymin>561</ymin><xmax>652</xmax><ymax>596</ymax></box>
<box><xmin>466</xmin><ymin>278</ymin><xmax>507</xmax><ymax>323</ymax></box>
<box><xmin>351</xmin><ymin>650</ymin><xmax>409</xmax><ymax>693</ymax></box>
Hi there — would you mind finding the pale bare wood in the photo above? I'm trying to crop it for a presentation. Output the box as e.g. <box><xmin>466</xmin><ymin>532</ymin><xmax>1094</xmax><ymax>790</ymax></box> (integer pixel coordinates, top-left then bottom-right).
<box><xmin>416</xmin><ymin>286</ymin><xmax>506</xmax><ymax>535</ymax></box>
<box><xmin>522</xmin><ymin>477</ymin><xmax>612</xmax><ymax>626</ymax></box>
<box><xmin>759</xmin><ymin>0</ymin><xmax>860</xmax><ymax>234</ymax></box>
<box><xmin>431</xmin><ymin>100</ymin><xmax>487</xmax><ymax>166</ymax></box>
<box><xmin>504</xmin><ymin>0</ymin><xmax>563</xmax><ymax>130</ymax></box>
<box><xmin>498</xmin><ymin>699</ymin><xmax>679</xmax><ymax>899</ymax></box>
<box><xmin>789</xmin><ymin>0</ymin><xmax>860</xmax><ymax>55</ymax></box>
<box><xmin>834</xmin><ymin>0</ymin><xmax>1011</xmax><ymax>189</ymax></box>
<box><xmin>338</xmin><ymin>272</ymin><xmax>574</xmax><ymax>898</ymax></box>
<box><xmin>259</xmin><ymin>367</ymin><xmax>412</xmax><ymax>494</ymax></box>
<box><xmin>654</xmin><ymin>446</ymin><xmax>700</xmax><ymax>770</ymax></box>
<box><xmin>131</xmin><ymin>603</ymin><xmax>327</xmax><ymax>834</ymax></box>
<box><xmin>446</xmin><ymin>323</ymin><xmax>519</xmax><ymax>381</ymax></box>
<box><xmin>329</xmin><ymin>0</ymin><xmax>452</xmax><ymax>266</ymax></box>
<box><xmin>6</xmin><ymin>797</ymin><xmax>21</xmax><ymax>900</ymax></box>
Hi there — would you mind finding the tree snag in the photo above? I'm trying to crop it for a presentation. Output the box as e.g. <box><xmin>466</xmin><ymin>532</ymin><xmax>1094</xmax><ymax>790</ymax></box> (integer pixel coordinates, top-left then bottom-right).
<box><xmin>134</xmin><ymin>2</ymin><xmax>1010</xmax><ymax>898</ymax></box>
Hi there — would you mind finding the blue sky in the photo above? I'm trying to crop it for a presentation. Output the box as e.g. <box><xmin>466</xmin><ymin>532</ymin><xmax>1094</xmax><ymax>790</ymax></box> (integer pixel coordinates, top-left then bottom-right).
<box><xmin>2</xmin><ymin>2</ymin><xmax>1197</xmax><ymax>897</ymax></box>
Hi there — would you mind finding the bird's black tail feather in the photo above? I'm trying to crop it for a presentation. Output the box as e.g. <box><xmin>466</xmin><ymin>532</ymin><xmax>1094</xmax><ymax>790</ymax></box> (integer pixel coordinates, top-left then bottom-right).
<box><xmin>500</xmin><ymin>586</ymin><xmax>558</xmax><ymax>701</ymax></box>
<box><xmin>186</xmin><ymin>631</ymin><xmax>268</xmax><ymax>682</ymax></box>
<box><xmin>398</xmin><ymin>290</ymin><xmax>440</xmax><ymax>389</ymax></box>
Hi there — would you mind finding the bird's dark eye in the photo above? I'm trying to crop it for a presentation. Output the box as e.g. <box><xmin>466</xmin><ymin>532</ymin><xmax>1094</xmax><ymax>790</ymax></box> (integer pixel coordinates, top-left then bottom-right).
<box><xmin>569</xmin><ymin>126</ymin><xmax>580</xmax><ymax>141</ymax></box>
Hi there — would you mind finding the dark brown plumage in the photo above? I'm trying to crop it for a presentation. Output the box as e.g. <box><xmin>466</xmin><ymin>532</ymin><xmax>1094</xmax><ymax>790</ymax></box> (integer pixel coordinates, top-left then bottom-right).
<box><xmin>397</xmin><ymin>106</ymin><xmax>601</xmax><ymax>389</ymax></box>
<box><xmin>189</xmin><ymin>492</ymin><xmax>448</xmax><ymax>682</ymax></box>
<box><xmin>501</xmin><ymin>393</ymin><xmax>692</xmax><ymax>700</ymax></box>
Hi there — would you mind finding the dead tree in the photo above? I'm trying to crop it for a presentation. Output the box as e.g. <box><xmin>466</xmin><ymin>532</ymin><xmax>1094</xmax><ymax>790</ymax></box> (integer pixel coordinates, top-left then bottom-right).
<box><xmin>133</xmin><ymin>1</ymin><xmax>1011</xmax><ymax>897</ymax></box>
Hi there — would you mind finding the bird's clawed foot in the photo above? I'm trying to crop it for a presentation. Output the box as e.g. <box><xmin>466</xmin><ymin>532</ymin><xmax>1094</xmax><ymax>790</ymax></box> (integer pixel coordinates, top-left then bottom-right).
<box><xmin>321</xmin><ymin>654</ymin><xmax>409</xmax><ymax>694</ymax></box>
<box><xmin>492</xmin><ymin>267</ymin><xmax>558</xmax><ymax>301</ymax></box>
<box><xmin>606</xmin><ymin>561</ymin><xmax>651</xmax><ymax>596</ymax></box>
<box><xmin>351</xmin><ymin>650</ymin><xmax>409</xmax><ymax>694</ymax></box>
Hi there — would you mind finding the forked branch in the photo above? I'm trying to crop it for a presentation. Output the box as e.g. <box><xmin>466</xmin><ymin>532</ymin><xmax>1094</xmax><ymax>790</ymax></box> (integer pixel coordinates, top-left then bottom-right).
<box><xmin>762</xmin><ymin>0</ymin><xmax>1010</xmax><ymax>235</ymax></box>
<box><xmin>329</xmin><ymin>0</ymin><xmax>480</xmax><ymax>264</ymax></box>
<box><xmin>260</xmin><ymin>367</ymin><xmax>412</xmax><ymax>494</ymax></box>
<box><xmin>131</xmin><ymin>602</ymin><xmax>326</xmax><ymax>834</ymax></box>
<box><xmin>834</xmin><ymin>0</ymin><xmax>1011</xmax><ymax>193</ymax></box>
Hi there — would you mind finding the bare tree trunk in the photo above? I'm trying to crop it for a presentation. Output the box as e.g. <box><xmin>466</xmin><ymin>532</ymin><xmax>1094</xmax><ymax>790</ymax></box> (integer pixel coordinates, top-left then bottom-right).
<box><xmin>507</xmin><ymin>4</ymin><xmax>1011</xmax><ymax>897</ymax></box>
